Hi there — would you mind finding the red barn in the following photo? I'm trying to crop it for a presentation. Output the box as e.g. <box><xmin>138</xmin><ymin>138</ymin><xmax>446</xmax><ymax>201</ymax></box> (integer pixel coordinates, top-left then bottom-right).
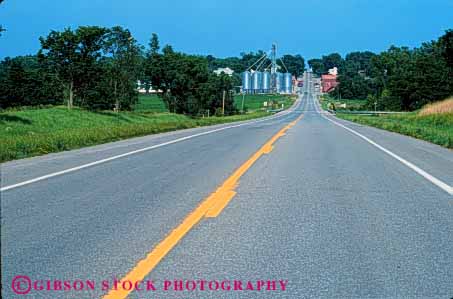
<box><xmin>321</xmin><ymin>74</ymin><xmax>339</xmax><ymax>93</ymax></box>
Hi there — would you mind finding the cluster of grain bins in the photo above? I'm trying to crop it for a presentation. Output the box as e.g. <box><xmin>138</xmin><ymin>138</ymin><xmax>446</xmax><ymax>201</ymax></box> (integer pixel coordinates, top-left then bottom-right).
<box><xmin>242</xmin><ymin>71</ymin><xmax>292</xmax><ymax>94</ymax></box>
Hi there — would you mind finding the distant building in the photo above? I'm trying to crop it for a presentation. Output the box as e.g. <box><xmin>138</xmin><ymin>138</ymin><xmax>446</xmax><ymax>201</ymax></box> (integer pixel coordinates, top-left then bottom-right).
<box><xmin>213</xmin><ymin>67</ymin><xmax>234</xmax><ymax>76</ymax></box>
<box><xmin>136</xmin><ymin>81</ymin><xmax>161</xmax><ymax>94</ymax></box>
<box><xmin>328</xmin><ymin>67</ymin><xmax>338</xmax><ymax>76</ymax></box>
<box><xmin>321</xmin><ymin>74</ymin><xmax>339</xmax><ymax>93</ymax></box>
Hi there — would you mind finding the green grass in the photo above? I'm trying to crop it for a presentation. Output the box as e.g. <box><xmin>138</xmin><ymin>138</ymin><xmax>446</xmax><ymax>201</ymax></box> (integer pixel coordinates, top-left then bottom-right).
<box><xmin>135</xmin><ymin>94</ymin><xmax>295</xmax><ymax>113</ymax></box>
<box><xmin>234</xmin><ymin>94</ymin><xmax>295</xmax><ymax>111</ymax></box>
<box><xmin>337</xmin><ymin>112</ymin><xmax>453</xmax><ymax>148</ymax></box>
<box><xmin>0</xmin><ymin>107</ymin><xmax>270</xmax><ymax>162</ymax></box>
<box><xmin>320</xmin><ymin>95</ymin><xmax>366</xmax><ymax>111</ymax></box>
<box><xmin>134</xmin><ymin>94</ymin><xmax>168</xmax><ymax>112</ymax></box>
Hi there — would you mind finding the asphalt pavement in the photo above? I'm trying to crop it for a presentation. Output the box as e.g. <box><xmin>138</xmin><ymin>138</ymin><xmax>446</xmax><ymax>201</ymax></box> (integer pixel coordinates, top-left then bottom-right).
<box><xmin>1</xmin><ymin>78</ymin><xmax>452</xmax><ymax>298</ymax></box>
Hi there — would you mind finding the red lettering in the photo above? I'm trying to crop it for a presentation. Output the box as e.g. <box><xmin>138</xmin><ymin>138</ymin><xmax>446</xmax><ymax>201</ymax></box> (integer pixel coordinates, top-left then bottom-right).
<box><xmin>246</xmin><ymin>281</ymin><xmax>254</xmax><ymax>290</ymax></box>
<box><xmin>122</xmin><ymin>281</ymin><xmax>132</xmax><ymax>291</ymax></box>
<box><xmin>186</xmin><ymin>280</ymin><xmax>196</xmax><ymax>291</ymax></box>
<box><xmin>208</xmin><ymin>280</ymin><xmax>219</xmax><ymax>290</ymax></box>
<box><xmin>101</xmin><ymin>280</ymin><xmax>109</xmax><ymax>291</ymax></box>
<box><xmin>266</xmin><ymin>280</ymin><xmax>276</xmax><ymax>291</ymax></box>
<box><xmin>279</xmin><ymin>280</ymin><xmax>288</xmax><ymax>291</ymax></box>
<box><xmin>234</xmin><ymin>280</ymin><xmax>243</xmax><ymax>290</ymax></box>
<box><xmin>163</xmin><ymin>280</ymin><xmax>171</xmax><ymax>291</ymax></box>
<box><xmin>134</xmin><ymin>281</ymin><xmax>142</xmax><ymax>291</ymax></box>
<box><xmin>198</xmin><ymin>280</ymin><xmax>207</xmax><ymax>290</ymax></box>
<box><xmin>221</xmin><ymin>280</ymin><xmax>231</xmax><ymax>290</ymax></box>
<box><xmin>33</xmin><ymin>280</ymin><xmax>43</xmax><ymax>291</ymax></box>
<box><xmin>73</xmin><ymin>280</ymin><xmax>84</xmax><ymax>291</ymax></box>
<box><xmin>174</xmin><ymin>280</ymin><xmax>183</xmax><ymax>291</ymax></box>
<box><xmin>86</xmin><ymin>280</ymin><xmax>95</xmax><ymax>291</ymax></box>
<box><xmin>146</xmin><ymin>280</ymin><xmax>156</xmax><ymax>291</ymax></box>
<box><xmin>256</xmin><ymin>280</ymin><xmax>265</xmax><ymax>291</ymax></box>
<box><xmin>113</xmin><ymin>279</ymin><xmax>121</xmax><ymax>290</ymax></box>
<box><xmin>53</xmin><ymin>280</ymin><xmax>62</xmax><ymax>291</ymax></box>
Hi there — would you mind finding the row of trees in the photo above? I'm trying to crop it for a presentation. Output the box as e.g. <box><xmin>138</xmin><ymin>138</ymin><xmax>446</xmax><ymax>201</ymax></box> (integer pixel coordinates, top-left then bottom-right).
<box><xmin>309</xmin><ymin>30</ymin><xmax>453</xmax><ymax>111</ymax></box>
<box><xmin>207</xmin><ymin>52</ymin><xmax>305</xmax><ymax>79</ymax></box>
<box><xmin>1</xmin><ymin>26</ymin><xmax>143</xmax><ymax>111</ymax></box>
<box><xmin>0</xmin><ymin>26</ymin><xmax>238</xmax><ymax>115</ymax></box>
<box><xmin>143</xmin><ymin>36</ymin><xmax>236</xmax><ymax>115</ymax></box>
<box><xmin>0</xmin><ymin>25</ymin><xmax>305</xmax><ymax>115</ymax></box>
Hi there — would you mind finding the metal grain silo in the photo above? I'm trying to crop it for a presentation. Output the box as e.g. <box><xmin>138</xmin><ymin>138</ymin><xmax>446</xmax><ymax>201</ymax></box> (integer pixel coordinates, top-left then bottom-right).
<box><xmin>252</xmin><ymin>71</ymin><xmax>263</xmax><ymax>93</ymax></box>
<box><xmin>276</xmin><ymin>72</ymin><xmax>284</xmax><ymax>93</ymax></box>
<box><xmin>262</xmin><ymin>71</ymin><xmax>271</xmax><ymax>93</ymax></box>
<box><xmin>242</xmin><ymin>71</ymin><xmax>251</xmax><ymax>94</ymax></box>
<box><xmin>283</xmin><ymin>73</ymin><xmax>292</xmax><ymax>94</ymax></box>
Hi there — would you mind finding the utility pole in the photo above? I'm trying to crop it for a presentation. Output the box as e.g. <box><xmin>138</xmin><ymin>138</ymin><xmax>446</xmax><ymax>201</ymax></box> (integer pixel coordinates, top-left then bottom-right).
<box><xmin>222</xmin><ymin>90</ymin><xmax>226</xmax><ymax>116</ymax></box>
<box><xmin>241</xmin><ymin>93</ymin><xmax>245</xmax><ymax>113</ymax></box>
<box><xmin>270</xmin><ymin>43</ymin><xmax>277</xmax><ymax>93</ymax></box>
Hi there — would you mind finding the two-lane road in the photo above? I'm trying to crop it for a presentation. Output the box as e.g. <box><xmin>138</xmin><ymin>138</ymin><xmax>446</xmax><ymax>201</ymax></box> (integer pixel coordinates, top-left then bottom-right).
<box><xmin>2</xmin><ymin>84</ymin><xmax>452</xmax><ymax>298</ymax></box>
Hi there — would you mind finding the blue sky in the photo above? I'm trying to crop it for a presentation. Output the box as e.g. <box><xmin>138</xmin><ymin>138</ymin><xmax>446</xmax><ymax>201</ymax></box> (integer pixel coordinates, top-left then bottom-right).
<box><xmin>0</xmin><ymin>0</ymin><xmax>452</xmax><ymax>60</ymax></box>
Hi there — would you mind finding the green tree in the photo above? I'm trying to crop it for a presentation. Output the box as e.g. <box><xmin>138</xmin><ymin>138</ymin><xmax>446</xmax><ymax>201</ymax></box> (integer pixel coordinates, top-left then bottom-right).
<box><xmin>150</xmin><ymin>33</ymin><xmax>160</xmax><ymax>55</ymax></box>
<box><xmin>278</xmin><ymin>54</ymin><xmax>305</xmax><ymax>77</ymax></box>
<box><xmin>198</xmin><ymin>73</ymin><xmax>237</xmax><ymax>115</ymax></box>
<box><xmin>322</xmin><ymin>53</ymin><xmax>344</xmax><ymax>70</ymax></box>
<box><xmin>308</xmin><ymin>58</ymin><xmax>324</xmax><ymax>75</ymax></box>
<box><xmin>38</xmin><ymin>26</ymin><xmax>108</xmax><ymax>109</ymax></box>
<box><xmin>0</xmin><ymin>56</ymin><xmax>61</xmax><ymax>108</ymax></box>
<box><xmin>38</xmin><ymin>28</ymin><xmax>79</xmax><ymax>109</ymax></box>
<box><xmin>101</xmin><ymin>26</ymin><xmax>142</xmax><ymax>110</ymax></box>
<box><xmin>438</xmin><ymin>29</ymin><xmax>453</xmax><ymax>85</ymax></box>
<box><xmin>143</xmin><ymin>33</ymin><xmax>163</xmax><ymax>94</ymax></box>
<box><xmin>337</xmin><ymin>51</ymin><xmax>377</xmax><ymax>100</ymax></box>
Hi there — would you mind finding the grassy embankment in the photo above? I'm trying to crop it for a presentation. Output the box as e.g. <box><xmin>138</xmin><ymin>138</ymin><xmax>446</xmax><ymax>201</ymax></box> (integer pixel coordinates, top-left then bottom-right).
<box><xmin>319</xmin><ymin>94</ymin><xmax>366</xmax><ymax>111</ymax></box>
<box><xmin>0</xmin><ymin>94</ymin><xmax>295</xmax><ymax>162</ymax></box>
<box><xmin>326</xmin><ymin>96</ymin><xmax>453</xmax><ymax>149</ymax></box>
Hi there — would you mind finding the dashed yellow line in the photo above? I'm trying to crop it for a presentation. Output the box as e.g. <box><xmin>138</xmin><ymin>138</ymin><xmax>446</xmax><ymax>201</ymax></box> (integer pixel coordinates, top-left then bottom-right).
<box><xmin>103</xmin><ymin>114</ymin><xmax>303</xmax><ymax>299</ymax></box>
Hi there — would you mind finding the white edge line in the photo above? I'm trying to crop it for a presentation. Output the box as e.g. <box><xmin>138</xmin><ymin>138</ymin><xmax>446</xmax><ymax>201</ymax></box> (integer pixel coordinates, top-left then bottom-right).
<box><xmin>312</xmin><ymin>95</ymin><xmax>453</xmax><ymax>196</ymax></box>
<box><xmin>1</xmin><ymin>101</ymin><xmax>300</xmax><ymax>192</ymax></box>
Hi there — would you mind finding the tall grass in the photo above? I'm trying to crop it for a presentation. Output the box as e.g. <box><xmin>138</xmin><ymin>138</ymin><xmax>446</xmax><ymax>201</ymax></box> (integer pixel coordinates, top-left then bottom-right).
<box><xmin>419</xmin><ymin>97</ymin><xmax>453</xmax><ymax>116</ymax></box>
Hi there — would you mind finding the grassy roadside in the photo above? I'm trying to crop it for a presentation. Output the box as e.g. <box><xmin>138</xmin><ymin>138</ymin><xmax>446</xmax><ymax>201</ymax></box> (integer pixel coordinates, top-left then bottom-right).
<box><xmin>318</xmin><ymin>94</ymin><xmax>453</xmax><ymax>149</ymax></box>
<box><xmin>0</xmin><ymin>107</ymin><xmax>274</xmax><ymax>163</ymax></box>
<box><xmin>320</xmin><ymin>94</ymin><xmax>366</xmax><ymax>111</ymax></box>
<box><xmin>337</xmin><ymin>112</ymin><xmax>453</xmax><ymax>149</ymax></box>
<box><xmin>0</xmin><ymin>94</ymin><xmax>296</xmax><ymax>162</ymax></box>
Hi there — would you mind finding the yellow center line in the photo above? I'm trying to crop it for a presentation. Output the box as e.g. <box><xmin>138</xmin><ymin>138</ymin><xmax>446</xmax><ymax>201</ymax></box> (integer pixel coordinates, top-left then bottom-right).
<box><xmin>103</xmin><ymin>114</ymin><xmax>303</xmax><ymax>299</ymax></box>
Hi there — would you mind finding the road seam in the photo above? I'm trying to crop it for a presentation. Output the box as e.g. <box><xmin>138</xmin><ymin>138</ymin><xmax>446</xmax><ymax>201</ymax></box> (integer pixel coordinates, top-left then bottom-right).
<box><xmin>102</xmin><ymin>114</ymin><xmax>303</xmax><ymax>299</ymax></box>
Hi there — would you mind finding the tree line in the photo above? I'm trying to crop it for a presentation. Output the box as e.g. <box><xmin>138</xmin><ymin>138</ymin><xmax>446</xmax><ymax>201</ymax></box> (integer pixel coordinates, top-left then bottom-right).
<box><xmin>208</xmin><ymin>52</ymin><xmax>305</xmax><ymax>80</ymax></box>
<box><xmin>308</xmin><ymin>30</ymin><xmax>453</xmax><ymax>111</ymax></box>
<box><xmin>0</xmin><ymin>26</ymin><xmax>306</xmax><ymax>116</ymax></box>
<box><xmin>0</xmin><ymin>26</ymin><xmax>240</xmax><ymax>115</ymax></box>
